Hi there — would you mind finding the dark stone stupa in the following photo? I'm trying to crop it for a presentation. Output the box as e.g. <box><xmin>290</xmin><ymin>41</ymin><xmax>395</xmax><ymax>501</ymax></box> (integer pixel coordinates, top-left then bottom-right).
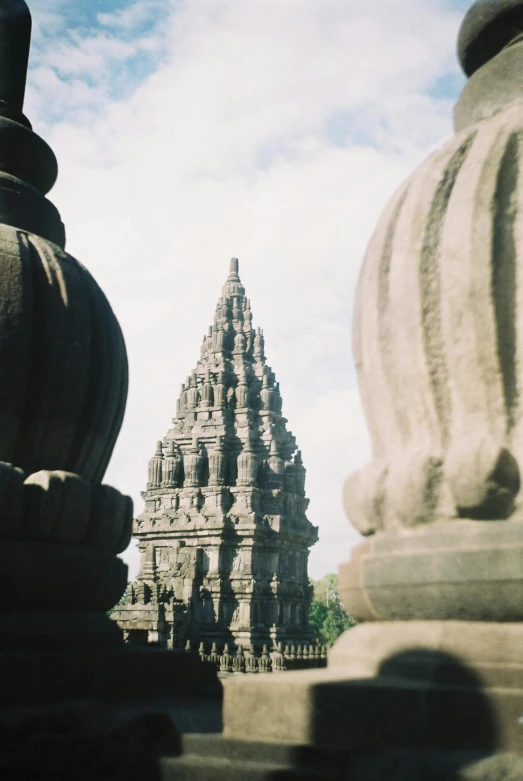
<box><xmin>0</xmin><ymin>0</ymin><xmax>216</xmax><ymax>709</ymax></box>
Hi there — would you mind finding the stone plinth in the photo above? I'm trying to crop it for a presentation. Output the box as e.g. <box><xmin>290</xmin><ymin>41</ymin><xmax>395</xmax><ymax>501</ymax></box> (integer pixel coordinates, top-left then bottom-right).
<box><xmin>339</xmin><ymin>520</ymin><xmax>523</xmax><ymax>622</ymax></box>
<box><xmin>222</xmin><ymin>622</ymin><xmax>523</xmax><ymax>755</ymax></box>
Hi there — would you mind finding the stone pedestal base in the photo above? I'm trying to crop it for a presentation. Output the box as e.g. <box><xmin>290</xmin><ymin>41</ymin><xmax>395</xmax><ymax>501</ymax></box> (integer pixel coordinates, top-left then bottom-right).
<box><xmin>222</xmin><ymin>622</ymin><xmax>523</xmax><ymax>756</ymax></box>
<box><xmin>339</xmin><ymin>520</ymin><xmax>523</xmax><ymax>622</ymax></box>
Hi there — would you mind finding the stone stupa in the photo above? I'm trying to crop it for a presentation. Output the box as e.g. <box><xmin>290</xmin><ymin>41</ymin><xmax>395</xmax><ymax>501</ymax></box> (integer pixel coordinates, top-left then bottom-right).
<box><xmin>113</xmin><ymin>259</ymin><xmax>318</xmax><ymax>652</ymax></box>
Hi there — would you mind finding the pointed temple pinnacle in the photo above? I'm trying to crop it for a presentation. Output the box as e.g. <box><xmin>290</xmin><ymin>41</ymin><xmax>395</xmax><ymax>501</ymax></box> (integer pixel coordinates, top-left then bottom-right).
<box><xmin>0</xmin><ymin>0</ymin><xmax>32</xmax><ymax>118</ymax></box>
<box><xmin>229</xmin><ymin>257</ymin><xmax>240</xmax><ymax>279</ymax></box>
<box><xmin>222</xmin><ymin>257</ymin><xmax>245</xmax><ymax>298</ymax></box>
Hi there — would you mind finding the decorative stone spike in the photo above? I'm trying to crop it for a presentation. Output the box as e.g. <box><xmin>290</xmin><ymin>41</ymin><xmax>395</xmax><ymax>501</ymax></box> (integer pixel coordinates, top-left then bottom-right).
<box><xmin>267</xmin><ymin>439</ymin><xmax>284</xmax><ymax>489</ymax></box>
<box><xmin>294</xmin><ymin>450</ymin><xmax>306</xmax><ymax>496</ymax></box>
<box><xmin>236</xmin><ymin>369</ymin><xmax>249</xmax><ymax>408</ymax></box>
<box><xmin>237</xmin><ymin>431</ymin><xmax>258</xmax><ymax>487</ymax></box>
<box><xmin>162</xmin><ymin>440</ymin><xmax>182</xmax><ymax>488</ymax></box>
<box><xmin>209</xmin><ymin>436</ymin><xmax>226</xmax><ymax>487</ymax></box>
<box><xmin>234</xmin><ymin>330</ymin><xmax>246</xmax><ymax>355</ymax></box>
<box><xmin>259</xmin><ymin>645</ymin><xmax>272</xmax><ymax>673</ymax></box>
<box><xmin>261</xmin><ymin>373</ymin><xmax>271</xmax><ymax>410</ymax></box>
<box><xmin>147</xmin><ymin>441</ymin><xmax>164</xmax><ymax>489</ymax></box>
<box><xmin>183</xmin><ymin>437</ymin><xmax>204</xmax><ymax>488</ymax></box>
<box><xmin>254</xmin><ymin>328</ymin><xmax>265</xmax><ymax>360</ymax></box>
<box><xmin>233</xmin><ymin>645</ymin><xmax>246</xmax><ymax>673</ymax></box>
<box><xmin>214</xmin><ymin>322</ymin><xmax>226</xmax><ymax>352</ymax></box>
<box><xmin>284</xmin><ymin>460</ymin><xmax>297</xmax><ymax>493</ymax></box>
<box><xmin>214</xmin><ymin>371</ymin><xmax>227</xmax><ymax>407</ymax></box>
<box><xmin>201</xmin><ymin>368</ymin><xmax>214</xmax><ymax>407</ymax></box>
<box><xmin>245</xmin><ymin>646</ymin><xmax>258</xmax><ymax>673</ymax></box>
<box><xmin>185</xmin><ymin>375</ymin><xmax>200</xmax><ymax>409</ymax></box>
<box><xmin>220</xmin><ymin>643</ymin><xmax>233</xmax><ymax>672</ymax></box>
<box><xmin>209</xmin><ymin>642</ymin><xmax>220</xmax><ymax>666</ymax></box>
<box><xmin>273</xmin><ymin>382</ymin><xmax>283</xmax><ymax>414</ymax></box>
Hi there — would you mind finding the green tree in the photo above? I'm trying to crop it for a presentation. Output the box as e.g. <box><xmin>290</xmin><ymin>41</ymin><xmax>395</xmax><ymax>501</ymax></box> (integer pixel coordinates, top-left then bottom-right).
<box><xmin>309</xmin><ymin>573</ymin><xmax>356</xmax><ymax>647</ymax></box>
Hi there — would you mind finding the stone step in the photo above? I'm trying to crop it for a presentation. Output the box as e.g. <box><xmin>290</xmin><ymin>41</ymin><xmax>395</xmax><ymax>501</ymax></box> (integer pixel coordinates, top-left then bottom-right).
<box><xmin>162</xmin><ymin>755</ymin><xmax>320</xmax><ymax>781</ymax></box>
<box><xmin>181</xmin><ymin>734</ymin><xmax>350</xmax><ymax>773</ymax></box>
<box><xmin>161</xmin><ymin>734</ymin><xmax>350</xmax><ymax>781</ymax></box>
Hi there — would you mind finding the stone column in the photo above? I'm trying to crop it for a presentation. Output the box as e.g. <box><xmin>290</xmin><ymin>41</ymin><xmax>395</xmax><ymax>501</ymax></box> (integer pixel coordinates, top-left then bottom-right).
<box><xmin>221</xmin><ymin>2</ymin><xmax>523</xmax><ymax>772</ymax></box>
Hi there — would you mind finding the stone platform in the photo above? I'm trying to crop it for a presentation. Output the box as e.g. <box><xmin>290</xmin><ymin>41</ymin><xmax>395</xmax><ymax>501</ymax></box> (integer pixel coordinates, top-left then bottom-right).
<box><xmin>222</xmin><ymin>622</ymin><xmax>523</xmax><ymax>755</ymax></box>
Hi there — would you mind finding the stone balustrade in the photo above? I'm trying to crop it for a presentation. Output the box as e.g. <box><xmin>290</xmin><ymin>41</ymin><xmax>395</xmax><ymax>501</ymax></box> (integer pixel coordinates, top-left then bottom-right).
<box><xmin>184</xmin><ymin>640</ymin><xmax>327</xmax><ymax>674</ymax></box>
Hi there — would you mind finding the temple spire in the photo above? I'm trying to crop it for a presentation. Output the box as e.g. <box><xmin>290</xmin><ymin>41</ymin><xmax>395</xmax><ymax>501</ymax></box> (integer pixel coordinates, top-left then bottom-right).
<box><xmin>222</xmin><ymin>256</ymin><xmax>245</xmax><ymax>298</ymax></box>
<box><xmin>117</xmin><ymin>257</ymin><xmax>318</xmax><ymax>652</ymax></box>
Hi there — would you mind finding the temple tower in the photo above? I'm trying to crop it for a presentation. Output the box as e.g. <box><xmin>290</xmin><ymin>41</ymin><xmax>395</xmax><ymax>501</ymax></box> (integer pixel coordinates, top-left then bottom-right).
<box><xmin>113</xmin><ymin>259</ymin><xmax>318</xmax><ymax>650</ymax></box>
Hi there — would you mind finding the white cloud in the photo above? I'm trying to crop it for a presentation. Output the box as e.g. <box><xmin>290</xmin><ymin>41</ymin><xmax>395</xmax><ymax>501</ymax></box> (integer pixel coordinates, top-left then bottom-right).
<box><xmin>97</xmin><ymin>1</ymin><xmax>169</xmax><ymax>32</ymax></box>
<box><xmin>23</xmin><ymin>0</ymin><xmax>466</xmax><ymax>580</ymax></box>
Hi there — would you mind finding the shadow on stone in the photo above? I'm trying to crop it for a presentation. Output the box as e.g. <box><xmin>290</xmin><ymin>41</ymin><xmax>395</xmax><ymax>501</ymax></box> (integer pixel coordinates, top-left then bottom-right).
<box><xmin>309</xmin><ymin>648</ymin><xmax>520</xmax><ymax>780</ymax></box>
<box><xmin>0</xmin><ymin>701</ymin><xmax>181</xmax><ymax>781</ymax></box>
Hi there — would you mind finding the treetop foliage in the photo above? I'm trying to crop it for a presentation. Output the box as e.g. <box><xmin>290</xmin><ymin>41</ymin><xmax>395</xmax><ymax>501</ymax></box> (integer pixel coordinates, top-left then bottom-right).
<box><xmin>309</xmin><ymin>573</ymin><xmax>356</xmax><ymax>648</ymax></box>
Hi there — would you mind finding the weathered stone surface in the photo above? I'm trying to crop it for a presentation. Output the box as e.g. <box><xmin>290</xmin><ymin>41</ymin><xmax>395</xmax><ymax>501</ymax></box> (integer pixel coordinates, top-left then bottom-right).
<box><xmin>339</xmin><ymin>520</ymin><xmax>523</xmax><ymax>622</ymax></box>
<box><xmin>217</xmin><ymin>4</ymin><xmax>523</xmax><ymax>773</ymax></box>
<box><xmin>0</xmin><ymin>541</ymin><xmax>127</xmax><ymax>614</ymax></box>
<box><xmin>223</xmin><ymin>622</ymin><xmax>523</xmax><ymax>754</ymax></box>
<box><xmin>348</xmin><ymin>751</ymin><xmax>523</xmax><ymax>781</ymax></box>
<box><xmin>23</xmin><ymin>470</ymin><xmax>91</xmax><ymax>545</ymax></box>
<box><xmin>457</xmin><ymin>0</ymin><xmax>523</xmax><ymax>77</ymax></box>
<box><xmin>0</xmin><ymin>0</ymin><xmax>32</xmax><ymax>116</ymax></box>
<box><xmin>114</xmin><ymin>259</ymin><xmax>317</xmax><ymax>652</ymax></box>
<box><xmin>0</xmin><ymin>226</ymin><xmax>129</xmax><ymax>484</ymax></box>
<box><xmin>0</xmin><ymin>701</ymin><xmax>181</xmax><ymax>781</ymax></box>
<box><xmin>0</xmin><ymin>0</ymin><xmax>131</xmax><ymax>656</ymax></box>
<box><xmin>345</xmin><ymin>82</ymin><xmax>523</xmax><ymax>541</ymax></box>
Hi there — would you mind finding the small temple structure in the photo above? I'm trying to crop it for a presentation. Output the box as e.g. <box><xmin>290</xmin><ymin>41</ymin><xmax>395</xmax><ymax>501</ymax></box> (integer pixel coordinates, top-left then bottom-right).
<box><xmin>112</xmin><ymin>259</ymin><xmax>318</xmax><ymax>651</ymax></box>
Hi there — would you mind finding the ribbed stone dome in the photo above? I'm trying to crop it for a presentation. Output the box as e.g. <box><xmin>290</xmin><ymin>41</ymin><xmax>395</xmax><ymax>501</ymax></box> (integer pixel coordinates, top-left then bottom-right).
<box><xmin>346</xmin><ymin>99</ymin><xmax>523</xmax><ymax>534</ymax></box>
<box><xmin>0</xmin><ymin>224</ymin><xmax>128</xmax><ymax>484</ymax></box>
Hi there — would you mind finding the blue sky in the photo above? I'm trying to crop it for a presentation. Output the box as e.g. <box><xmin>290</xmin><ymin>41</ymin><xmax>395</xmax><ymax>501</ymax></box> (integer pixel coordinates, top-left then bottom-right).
<box><xmin>23</xmin><ymin>0</ymin><xmax>478</xmax><ymax>579</ymax></box>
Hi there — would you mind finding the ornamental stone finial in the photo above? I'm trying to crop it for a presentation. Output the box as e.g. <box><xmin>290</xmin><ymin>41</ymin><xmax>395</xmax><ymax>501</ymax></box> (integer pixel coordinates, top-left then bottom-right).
<box><xmin>0</xmin><ymin>0</ymin><xmax>31</xmax><ymax>117</ymax></box>
<box><xmin>223</xmin><ymin>257</ymin><xmax>245</xmax><ymax>298</ymax></box>
<box><xmin>458</xmin><ymin>0</ymin><xmax>523</xmax><ymax>76</ymax></box>
<box><xmin>229</xmin><ymin>257</ymin><xmax>239</xmax><ymax>277</ymax></box>
<box><xmin>0</xmin><ymin>0</ymin><xmax>61</xmax><ymax>241</ymax></box>
<box><xmin>455</xmin><ymin>0</ymin><xmax>523</xmax><ymax>129</ymax></box>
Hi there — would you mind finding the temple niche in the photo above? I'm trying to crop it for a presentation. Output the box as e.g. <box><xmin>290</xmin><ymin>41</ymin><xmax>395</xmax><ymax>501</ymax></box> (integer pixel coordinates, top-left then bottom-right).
<box><xmin>112</xmin><ymin>259</ymin><xmax>318</xmax><ymax>651</ymax></box>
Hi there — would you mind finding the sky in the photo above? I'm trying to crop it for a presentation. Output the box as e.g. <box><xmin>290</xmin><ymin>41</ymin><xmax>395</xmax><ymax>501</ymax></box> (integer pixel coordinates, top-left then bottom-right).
<box><xmin>24</xmin><ymin>0</ymin><xmax>472</xmax><ymax>580</ymax></box>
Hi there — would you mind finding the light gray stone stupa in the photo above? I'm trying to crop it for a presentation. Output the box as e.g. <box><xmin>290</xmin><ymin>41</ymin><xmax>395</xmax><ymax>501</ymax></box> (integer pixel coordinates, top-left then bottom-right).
<box><xmin>208</xmin><ymin>1</ymin><xmax>523</xmax><ymax>776</ymax></box>
<box><xmin>113</xmin><ymin>259</ymin><xmax>318</xmax><ymax>652</ymax></box>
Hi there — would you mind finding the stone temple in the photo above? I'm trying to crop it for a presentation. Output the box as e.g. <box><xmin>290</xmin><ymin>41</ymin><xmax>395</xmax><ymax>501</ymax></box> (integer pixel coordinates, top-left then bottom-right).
<box><xmin>112</xmin><ymin>258</ymin><xmax>318</xmax><ymax>651</ymax></box>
